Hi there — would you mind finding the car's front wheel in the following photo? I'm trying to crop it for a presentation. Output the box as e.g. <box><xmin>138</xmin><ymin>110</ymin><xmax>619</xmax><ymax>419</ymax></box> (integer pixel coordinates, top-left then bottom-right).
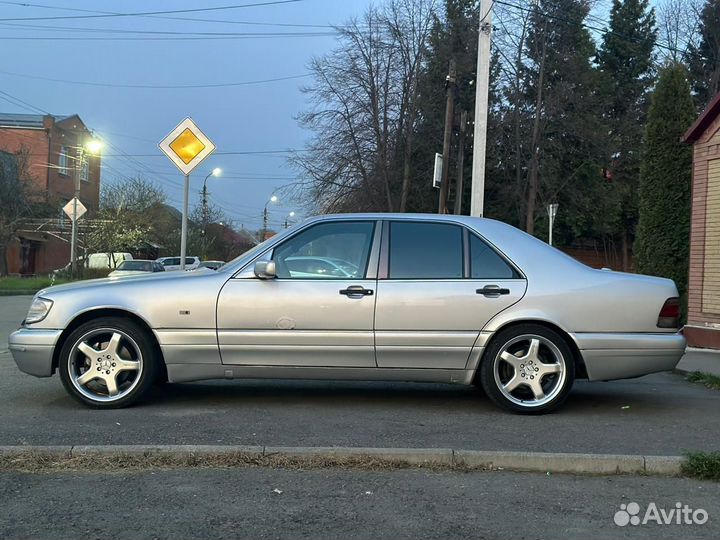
<box><xmin>479</xmin><ymin>324</ymin><xmax>575</xmax><ymax>414</ymax></box>
<box><xmin>59</xmin><ymin>317</ymin><xmax>159</xmax><ymax>408</ymax></box>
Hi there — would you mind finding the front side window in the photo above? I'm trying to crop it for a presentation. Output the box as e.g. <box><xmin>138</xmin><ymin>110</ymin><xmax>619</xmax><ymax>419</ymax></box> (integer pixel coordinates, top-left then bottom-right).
<box><xmin>389</xmin><ymin>221</ymin><xmax>463</xmax><ymax>279</ymax></box>
<box><xmin>58</xmin><ymin>146</ymin><xmax>69</xmax><ymax>175</ymax></box>
<box><xmin>469</xmin><ymin>234</ymin><xmax>520</xmax><ymax>279</ymax></box>
<box><xmin>273</xmin><ymin>221</ymin><xmax>375</xmax><ymax>279</ymax></box>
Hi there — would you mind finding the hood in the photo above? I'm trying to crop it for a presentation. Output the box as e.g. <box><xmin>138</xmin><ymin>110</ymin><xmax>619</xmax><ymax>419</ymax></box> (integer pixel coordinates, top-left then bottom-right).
<box><xmin>36</xmin><ymin>268</ymin><xmax>216</xmax><ymax>298</ymax></box>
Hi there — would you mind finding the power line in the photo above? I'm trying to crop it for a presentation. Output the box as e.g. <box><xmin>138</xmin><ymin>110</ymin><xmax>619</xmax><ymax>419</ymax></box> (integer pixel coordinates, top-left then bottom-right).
<box><xmin>0</xmin><ymin>2</ymin><xmax>334</xmax><ymax>28</ymax></box>
<box><xmin>0</xmin><ymin>21</ymin><xmax>336</xmax><ymax>36</ymax></box>
<box><xmin>0</xmin><ymin>88</ymin><xmax>48</xmax><ymax>114</ymax></box>
<box><xmin>0</xmin><ymin>0</ymin><xmax>304</xmax><ymax>22</ymax></box>
<box><xmin>0</xmin><ymin>70</ymin><xmax>310</xmax><ymax>89</ymax></box>
<box><xmin>0</xmin><ymin>33</ymin><xmax>333</xmax><ymax>41</ymax></box>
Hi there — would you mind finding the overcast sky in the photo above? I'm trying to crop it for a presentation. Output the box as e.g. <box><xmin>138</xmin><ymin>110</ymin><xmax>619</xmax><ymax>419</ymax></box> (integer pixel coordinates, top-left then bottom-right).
<box><xmin>0</xmin><ymin>0</ymin><xmax>372</xmax><ymax>230</ymax></box>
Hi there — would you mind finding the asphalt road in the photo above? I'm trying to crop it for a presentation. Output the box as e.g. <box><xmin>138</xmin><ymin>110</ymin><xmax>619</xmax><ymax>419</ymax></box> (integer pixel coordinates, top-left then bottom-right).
<box><xmin>1</xmin><ymin>468</ymin><xmax>718</xmax><ymax>539</ymax></box>
<box><xmin>2</xmin><ymin>295</ymin><xmax>720</xmax><ymax>454</ymax></box>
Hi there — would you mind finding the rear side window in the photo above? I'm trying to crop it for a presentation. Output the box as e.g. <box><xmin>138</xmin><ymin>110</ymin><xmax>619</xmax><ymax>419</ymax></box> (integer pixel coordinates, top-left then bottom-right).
<box><xmin>470</xmin><ymin>234</ymin><xmax>520</xmax><ymax>279</ymax></box>
<box><xmin>389</xmin><ymin>222</ymin><xmax>463</xmax><ymax>279</ymax></box>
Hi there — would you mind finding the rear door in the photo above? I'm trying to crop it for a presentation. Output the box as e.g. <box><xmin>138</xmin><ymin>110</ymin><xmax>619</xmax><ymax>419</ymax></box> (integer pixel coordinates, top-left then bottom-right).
<box><xmin>374</xmin><ymin>220</ymin><xmax>527</xmax><ymax>369</ymax></box>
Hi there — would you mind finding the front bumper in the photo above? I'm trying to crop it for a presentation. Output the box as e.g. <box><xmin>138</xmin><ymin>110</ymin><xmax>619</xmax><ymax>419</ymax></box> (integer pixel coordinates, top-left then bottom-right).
<box><xmin>7</xmin><ymin>328</ymin><xmax>63</xmax><ymax>377</ymax></box>
<box><xmin>571</xmin><ymin>332</ymin><xmax>686</xmax><ymax>381</ymax></box>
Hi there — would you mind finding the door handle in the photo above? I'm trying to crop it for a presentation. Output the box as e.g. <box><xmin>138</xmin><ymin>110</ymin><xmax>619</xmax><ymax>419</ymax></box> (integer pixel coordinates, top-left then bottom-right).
<box><xmin>339</xmin><ymin>286</ymin><xmax>374</xmax><ymax>297</ymax></box>
<box><xmin>477</xmin><ymin>285</ymin><xmax>510</xmax><ymax>296</ymax></box>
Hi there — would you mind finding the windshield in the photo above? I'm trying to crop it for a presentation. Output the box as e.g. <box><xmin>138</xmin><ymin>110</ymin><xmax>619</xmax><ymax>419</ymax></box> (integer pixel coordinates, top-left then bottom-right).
<box><xmin>117</xmin><ymin>261</ymin><xmax>152</xmax><ymax>272</ymax></box>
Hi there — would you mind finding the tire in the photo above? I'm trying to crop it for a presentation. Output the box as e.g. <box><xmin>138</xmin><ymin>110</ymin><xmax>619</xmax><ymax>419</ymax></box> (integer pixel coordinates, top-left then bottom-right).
<box><xmin>59</xmin><ymin>317</ymin><xmax>159</xmax><ymax>409</ymax></box>
<box><xmin>478</xmin><ymin>324</ymin><xmax>575</xmax><ymax>414</ymax></box>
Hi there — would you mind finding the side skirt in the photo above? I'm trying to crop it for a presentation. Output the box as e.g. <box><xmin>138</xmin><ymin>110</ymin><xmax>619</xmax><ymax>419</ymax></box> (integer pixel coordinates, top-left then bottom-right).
<box><xmin>166</xmin><ymin>364</ymin><xmax>475</xmax><ymax>385</ymax></box>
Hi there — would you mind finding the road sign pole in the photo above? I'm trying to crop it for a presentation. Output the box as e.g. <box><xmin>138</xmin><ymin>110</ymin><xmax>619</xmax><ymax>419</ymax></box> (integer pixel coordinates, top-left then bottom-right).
<box><xmin>70</xmin><ymin>197</ymin><xmax>77</xmax><ymax>278</ymax></box>
<box><xmin>180</xmin><ymin>173</ymin><xmax>189</xmax><ymax>271</ymax></box>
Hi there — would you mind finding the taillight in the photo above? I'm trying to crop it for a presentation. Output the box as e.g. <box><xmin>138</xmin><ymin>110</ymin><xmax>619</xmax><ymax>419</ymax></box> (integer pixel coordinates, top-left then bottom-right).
<box><xmin>657</xmin><ymin>297</ymin><xmax>680</xmax><ymax>329</ymax></box>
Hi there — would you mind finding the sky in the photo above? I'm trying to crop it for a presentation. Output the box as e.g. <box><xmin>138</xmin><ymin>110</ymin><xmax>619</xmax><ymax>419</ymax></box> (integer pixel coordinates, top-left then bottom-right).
<box><xmin>0</xmin><ymin>0</ymin><xmax>372</xmax><ymax>231</ymax></box>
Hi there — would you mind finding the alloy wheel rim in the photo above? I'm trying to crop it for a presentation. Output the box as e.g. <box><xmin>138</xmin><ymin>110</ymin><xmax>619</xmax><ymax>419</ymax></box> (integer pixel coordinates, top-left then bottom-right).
<box><xmin>493</xmin><ymin>334</ymin><xmax>566</xmax><ymax>408</ymax></box>
<box><xmin>68</xmin><ymin>328</ymin><xmax>143</xmax><ymax>402</ymax></box>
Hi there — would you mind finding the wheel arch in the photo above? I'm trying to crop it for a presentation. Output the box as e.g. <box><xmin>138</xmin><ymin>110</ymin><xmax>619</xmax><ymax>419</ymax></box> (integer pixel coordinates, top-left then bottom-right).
<box><xmin>51</xmin><ymin>308</ymin><xmax>167</xmax><ymax>381</ymax></box>
<box><xmin>475</xmin><ymin>319</ymin><xmax>588</xmax><ymax>382</ymax></box>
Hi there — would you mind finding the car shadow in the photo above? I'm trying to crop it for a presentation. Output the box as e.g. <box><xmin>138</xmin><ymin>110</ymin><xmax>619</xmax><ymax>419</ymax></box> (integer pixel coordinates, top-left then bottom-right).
<box><xmin>139</xmin><ymin>377</ymin><xmax>680</xmax><ymax>416</ymax></box>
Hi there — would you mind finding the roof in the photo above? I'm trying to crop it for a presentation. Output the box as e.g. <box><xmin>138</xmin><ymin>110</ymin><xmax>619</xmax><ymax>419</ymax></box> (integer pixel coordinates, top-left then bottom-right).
<box><xmin>683</xmin><ymin>93</ymin><xmax>720</xmax><ymax>143</ymax></box>
<box><xmin>0</xmin><ymin>112</ymin><xmax>73</xmax><ymax>129</ymax></box>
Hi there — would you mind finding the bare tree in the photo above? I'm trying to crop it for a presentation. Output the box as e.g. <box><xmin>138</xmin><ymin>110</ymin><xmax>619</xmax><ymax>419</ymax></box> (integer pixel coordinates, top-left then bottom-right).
<box><xmin>0</xmin><ymin>148</ymin><xmax>44</xmax><ymax>276</ymax></box>
<box><xmin>87</xmin><ymin>177</ymin><xmax>166</xmax><ymax>265</ymax></box>
<box><xmin>293</xmin><ymin>0</ymin><xmax>437</xmax><ymax>214</ymax></box>
<box><xmin>657</xmin><ymin>0</ymin><xmax>701</xmax><ymax>62</ymax></box>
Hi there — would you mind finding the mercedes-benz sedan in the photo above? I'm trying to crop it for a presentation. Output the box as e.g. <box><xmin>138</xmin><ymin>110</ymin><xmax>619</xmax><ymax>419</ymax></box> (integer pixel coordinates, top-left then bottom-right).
<box><xmin>8</xmin><ymin>214</ymin><xmax>686</xmax><ymax>413</ymax></box>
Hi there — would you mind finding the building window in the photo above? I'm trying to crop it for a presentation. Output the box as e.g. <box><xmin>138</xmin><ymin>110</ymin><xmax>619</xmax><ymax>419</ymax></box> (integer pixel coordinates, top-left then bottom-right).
<box><xmin>80</xmin><ymin>160</ymin><xmax>89</xmax><ymax>182</ymax></box>
<box><xmin>58</xmin><ymin>146</ymin><xmax>69</xmax><ymax>175</ymax></box>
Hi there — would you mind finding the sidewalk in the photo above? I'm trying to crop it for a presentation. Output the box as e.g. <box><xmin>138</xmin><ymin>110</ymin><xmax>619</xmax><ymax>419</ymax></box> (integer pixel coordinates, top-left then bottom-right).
<box><xmin>676</xmin><ymin>348</ymin><xmax>720</xmax><ymax>376</ymax></box>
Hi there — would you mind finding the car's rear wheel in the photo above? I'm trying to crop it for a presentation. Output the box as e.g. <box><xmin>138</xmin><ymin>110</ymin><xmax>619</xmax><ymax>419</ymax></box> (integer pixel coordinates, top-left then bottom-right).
<box><xmin>59</xmin><ymin>317</ymin><xmax>158</xmax><ymax>408</ymax></box>
<box><xmin>479</xmin><ymin>324</ymin><xmax>575</xmax><ymax>414</ymax></box>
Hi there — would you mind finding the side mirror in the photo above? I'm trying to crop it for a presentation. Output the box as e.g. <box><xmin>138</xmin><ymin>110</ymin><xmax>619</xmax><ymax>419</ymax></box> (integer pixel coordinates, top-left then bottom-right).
<box><xmin>254</xmin><ymin>260</ymin><xmax>277</xmax><ymax>279</ymax></box>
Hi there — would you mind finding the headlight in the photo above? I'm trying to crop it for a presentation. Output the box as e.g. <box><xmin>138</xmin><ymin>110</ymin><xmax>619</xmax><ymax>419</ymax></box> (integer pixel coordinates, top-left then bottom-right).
<box><xmin>25</xmin><ymin>297</ymin><xmax>53</xmax><ymax>324</ymax></box>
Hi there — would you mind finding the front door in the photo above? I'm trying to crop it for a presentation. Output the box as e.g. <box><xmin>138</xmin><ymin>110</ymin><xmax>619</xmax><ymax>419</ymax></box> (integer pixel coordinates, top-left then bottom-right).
<box><xmin>374</xmin><ymin>220</ymin><xmax>527</xmax><ymax>369</ymax></box>
<box><xmin>217</xmin><ymin>220</ymin><xmax>379</xmax><ymax>367</ymax></box>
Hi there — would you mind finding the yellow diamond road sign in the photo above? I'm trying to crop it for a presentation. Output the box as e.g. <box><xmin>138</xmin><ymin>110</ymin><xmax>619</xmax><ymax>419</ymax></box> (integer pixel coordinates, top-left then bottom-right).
<box><xmin>159</xmin><ymin>117</ymin><xmax>215</xmax><ymax>175</ymax></box>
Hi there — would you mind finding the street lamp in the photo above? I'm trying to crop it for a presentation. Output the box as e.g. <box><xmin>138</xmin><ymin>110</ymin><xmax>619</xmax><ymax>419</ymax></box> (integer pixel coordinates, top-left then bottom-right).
<box><xmin>284</xmin><ymin>211</ymin><xmax>296</xmax><ymax>229</ymax></box>
<box><xmin>262</xmin><ymin>194</ymin><xmax>279</xmax><ymax>240</ymax></box>
<box><xmin>201</xmin><ymin>167</ymin><xmax>222</xmax><ymax>259</ymax></box>
<box><xmin>70</xmin><ymin>137</ymin><xmax>103</xmax><ymax>278</ymax></box>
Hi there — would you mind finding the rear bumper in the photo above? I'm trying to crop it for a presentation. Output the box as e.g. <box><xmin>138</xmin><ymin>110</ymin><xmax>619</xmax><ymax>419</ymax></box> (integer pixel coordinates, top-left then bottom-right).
<box><xmin>571</xmin><ymin>332</ymin><xmax>686</xmax><ymax>381</ymax></box>
<box><xmin>7</xmin><ymin>328</ymin><xmax>62</xmax><ymax>377</ymax></box>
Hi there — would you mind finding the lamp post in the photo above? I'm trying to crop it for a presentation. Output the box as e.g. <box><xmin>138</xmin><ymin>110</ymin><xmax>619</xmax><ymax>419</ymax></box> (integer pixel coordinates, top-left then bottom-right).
<box><xmin>284</xmin><ymin>211</ymin><xmax>296</xmax><ymax>229</ymax></box>
<box><xmin>71</xmin><ymin>137</ymin><xmax>102</xmax><ymax>278</ymax></box>
<box><xmin>201</xmin><ymin>167</ymin><xmax>222</xmax><ymax>259</ymax></box>
<box><xmin>262</xmin><ymin>194</ymin><xmax>278</xmax><ymax>240</ymax></box>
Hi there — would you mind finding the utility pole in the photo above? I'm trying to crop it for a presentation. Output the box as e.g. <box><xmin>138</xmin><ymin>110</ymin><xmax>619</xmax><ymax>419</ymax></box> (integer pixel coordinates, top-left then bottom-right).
<box><xmin>470</xmin><ymin>0</ymin><xmax>493</xmax><ymax>217</ymax></box>
<box><xmin>438</xmin><ymin>59</ymin><xmax>456</xmax><ymax>214</ymax></box>
<box><xmin>70</xmin><ymin>146</ymin><xmax>84</xmax><ymax>279</ymax></box>
<box><xmin>201</xmin><ymin>183</ymin><xmax>208</xmax><ymax>260</ymax></box>
<box><xmin>454</xmin><ymin>110</ymin><xmax>468</xmax><ymax>215</ymax></box>
<box><xmin>262</xmin><ymin>207</ymin><xmax>268</xmax><ymax>240</ymax></box>
<box><xmin>547</xmin><ymin>203</ymin><xmax>558</xmax><ymax>246</ymax></box>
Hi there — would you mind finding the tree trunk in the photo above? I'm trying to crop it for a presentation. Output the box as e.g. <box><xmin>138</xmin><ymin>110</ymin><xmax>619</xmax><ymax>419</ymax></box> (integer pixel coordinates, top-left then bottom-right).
<box><xmin>0</xmin><ymin>242</ymin><xmax>9</xmax><ymax>277</ymax></box>
<box><xmin>525</xmin><ymin>21</ymin><xmax>548</xmax><ymax>235</ymax></box>
<box><xmin>621</xmin><ymin>229</ymin><xmax>629</xmax><ymax>272</ymax></box>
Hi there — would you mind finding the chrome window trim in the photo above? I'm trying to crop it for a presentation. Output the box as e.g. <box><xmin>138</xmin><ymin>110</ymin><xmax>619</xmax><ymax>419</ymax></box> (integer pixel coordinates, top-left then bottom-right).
<box><xmin>232</xmin><ymin>219</ymin><xmax>381</xmax><ymax>281</ymax></box>
<box><xmin>377</xmin><ymin>218</ymin><xmax>526</xmax><ymax>281</ymax></box>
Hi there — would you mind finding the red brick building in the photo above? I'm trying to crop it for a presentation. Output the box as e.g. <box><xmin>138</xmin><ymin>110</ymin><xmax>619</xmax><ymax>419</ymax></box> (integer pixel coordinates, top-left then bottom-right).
<box><xmin>0</xmin><ymin>113</ymin><xmax>102</xmax><ymax>275</ymax></box>
<box><xmin>682</xmin><ymin>95</ymin><xmax>720</xmax><ymax>348</ymax></box>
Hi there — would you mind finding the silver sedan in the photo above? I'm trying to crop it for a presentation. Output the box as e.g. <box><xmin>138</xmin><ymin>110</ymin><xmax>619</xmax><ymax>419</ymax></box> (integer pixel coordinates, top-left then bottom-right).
<box><xmin>8</xmin><ymin>214</ymin><xmax>686</xmax><ymax>413</ymax></box>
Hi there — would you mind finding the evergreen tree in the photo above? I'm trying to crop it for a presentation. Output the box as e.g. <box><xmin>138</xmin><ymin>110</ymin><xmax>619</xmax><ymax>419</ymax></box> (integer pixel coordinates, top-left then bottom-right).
<box><xmin>687</xmin><ymin>0</ymin><xmax>720</xmax><ymax>109</ymax></box>
<box><xmin>522</xmin><ymin>0</ymin><xmax>605</xmax><ymax>237</ymax></box>
<box><xmin>596</xmin><ymin>0</ymin><xmax>657</xmax><ymax>269</ymax></box>
<box><xmin>634</xmin><ymin>63</ymin><xmax>694</xmax><ymax>297</ymax></box>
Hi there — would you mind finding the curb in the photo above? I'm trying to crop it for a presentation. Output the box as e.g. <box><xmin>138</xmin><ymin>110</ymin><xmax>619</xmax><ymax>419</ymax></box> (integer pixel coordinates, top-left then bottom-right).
<box><xmin>0</xmin><ymin>445</ymin><xmax>684</xmax><ymax>476</ymax></box>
